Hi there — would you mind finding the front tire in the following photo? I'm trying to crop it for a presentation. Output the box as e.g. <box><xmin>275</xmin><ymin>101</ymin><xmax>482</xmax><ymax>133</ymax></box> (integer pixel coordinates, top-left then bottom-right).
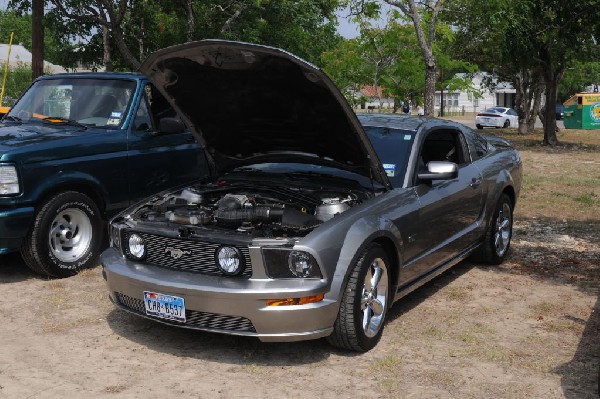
<box><xmin>473</xmin><ymin>193</ymin><xmax>513</xmax><ymax>265</ymax></box>
<box><xmin>327</xmin><ymin>244</ymin><xmax>390</xmax><ymax>352</ymax></box>
<box><xmin>21</xmin><ymin>191</ymin><xmax>102</xmax><ymax>278</ymax></box>
<box><xmin>476</xmin><ymin>124</ymin><xmax>483</xmax><ymax>130</ymax></box>
<box><xmin>503</xmin><ymin>119</ymin><xmax>510</xmax><ymax>128</ymax></box>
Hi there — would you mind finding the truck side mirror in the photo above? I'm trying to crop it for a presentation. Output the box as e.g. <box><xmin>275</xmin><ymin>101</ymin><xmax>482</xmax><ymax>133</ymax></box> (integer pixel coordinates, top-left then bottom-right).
<box><xmin>158</xmin><ymin>117</ymin><xmax>185</xmax><ymax>134</ymax></box>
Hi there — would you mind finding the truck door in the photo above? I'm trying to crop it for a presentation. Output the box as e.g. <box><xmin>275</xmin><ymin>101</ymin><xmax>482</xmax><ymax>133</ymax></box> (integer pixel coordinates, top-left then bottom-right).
<box><xmin>126</xmin><ymin>84</ymin><xmax>208</xmax><ymax>203</ymax></box>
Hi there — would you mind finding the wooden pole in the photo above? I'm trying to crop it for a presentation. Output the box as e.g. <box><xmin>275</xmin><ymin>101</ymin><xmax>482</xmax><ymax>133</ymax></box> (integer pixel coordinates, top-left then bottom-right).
<box><xmin>32</xmin><ymin>0</ymin><xmax>44</xmax><ymax>79</ymax></box>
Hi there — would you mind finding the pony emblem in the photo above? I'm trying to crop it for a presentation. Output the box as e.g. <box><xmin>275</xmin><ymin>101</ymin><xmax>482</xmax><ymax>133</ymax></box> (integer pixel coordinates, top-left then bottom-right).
<box><xmin>164</xmin><ymin>247</ymin><xmax>191</xmax><ymax>259</ymax></box>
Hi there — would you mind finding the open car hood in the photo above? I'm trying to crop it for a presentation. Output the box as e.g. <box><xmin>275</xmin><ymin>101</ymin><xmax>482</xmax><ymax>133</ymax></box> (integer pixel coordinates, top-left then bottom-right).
<box><xmin>140</xmin><ymin>40</ymin><xmax>388</xmax><ymax>187</ymax></box>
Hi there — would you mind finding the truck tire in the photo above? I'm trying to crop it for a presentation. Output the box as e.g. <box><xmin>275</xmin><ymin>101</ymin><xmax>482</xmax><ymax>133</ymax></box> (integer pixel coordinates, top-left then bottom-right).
<box><xmin>21</xmin><ymin>191</ymin><xmax>103</xmax><ymax>278</ymax></box>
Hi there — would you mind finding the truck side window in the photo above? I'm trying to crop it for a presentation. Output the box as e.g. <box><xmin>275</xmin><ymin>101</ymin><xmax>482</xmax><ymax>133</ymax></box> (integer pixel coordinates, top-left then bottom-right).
<box><xmin>133</xmin><ymin>94</ymin><xmax>153</xmax><ymax>131</ymax></box>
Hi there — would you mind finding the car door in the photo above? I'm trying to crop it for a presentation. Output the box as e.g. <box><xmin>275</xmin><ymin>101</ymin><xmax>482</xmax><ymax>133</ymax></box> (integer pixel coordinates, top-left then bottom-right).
<box><xmin>402</xmin><ymin>127</ymin><xmax>484</xmax><ymax>283</ymax></box>
<box><xmin>126</xmin><ymin>83</ymin><xmax>208</xmax><ymax>203</ymax></box>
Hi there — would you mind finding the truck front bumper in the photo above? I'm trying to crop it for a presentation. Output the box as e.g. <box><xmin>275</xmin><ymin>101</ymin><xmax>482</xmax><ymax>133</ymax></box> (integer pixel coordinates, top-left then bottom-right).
<box><xmin>0</xmin><ymin>206</ymin><xmax>34</xmax><ymax>254</ymax></box>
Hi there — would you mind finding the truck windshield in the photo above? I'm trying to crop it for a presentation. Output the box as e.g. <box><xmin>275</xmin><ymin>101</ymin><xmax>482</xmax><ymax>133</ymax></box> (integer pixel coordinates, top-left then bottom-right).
<box><xmin>7</xmin><ymin>78</ymin><xmax>136</xmax><ymax>128</ymax></box>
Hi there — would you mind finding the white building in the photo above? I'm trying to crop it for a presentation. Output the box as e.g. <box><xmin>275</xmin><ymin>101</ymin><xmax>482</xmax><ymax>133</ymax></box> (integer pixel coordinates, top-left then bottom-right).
<box><xmin>435</xmin><ymin>72</ymin><xmax>516</xmax><ymax>114</ymax></box>
<box><xmin>0</xmin><ymin>43</ymin><xmax>66</xmax><ymax>74</ymax></box>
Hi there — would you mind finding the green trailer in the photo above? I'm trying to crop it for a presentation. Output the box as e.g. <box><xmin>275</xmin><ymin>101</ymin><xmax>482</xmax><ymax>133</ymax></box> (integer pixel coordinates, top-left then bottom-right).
<box><xmin>563</xmin><ymin>93</ymin><xmax>600</xmax><ymax>129</ymax></box>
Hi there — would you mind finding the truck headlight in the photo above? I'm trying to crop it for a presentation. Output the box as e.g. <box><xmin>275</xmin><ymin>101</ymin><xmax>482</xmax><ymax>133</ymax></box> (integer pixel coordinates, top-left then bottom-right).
<box><xmin>262</xmin><ymin>248</ymin><xmax>322</xmax><ymax>278</ymax></box>
<box><xmin>0</xmin><ymin>165</ymin><xmax>19</xmax><ymax>195</ymax></box>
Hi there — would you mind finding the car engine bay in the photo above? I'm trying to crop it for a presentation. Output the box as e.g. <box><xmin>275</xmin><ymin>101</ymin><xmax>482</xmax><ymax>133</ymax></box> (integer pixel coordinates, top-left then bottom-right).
<box><xmin>128</xmin><ymin>181</ymin><xmax>373</xmax><ymax>237</ymax></box>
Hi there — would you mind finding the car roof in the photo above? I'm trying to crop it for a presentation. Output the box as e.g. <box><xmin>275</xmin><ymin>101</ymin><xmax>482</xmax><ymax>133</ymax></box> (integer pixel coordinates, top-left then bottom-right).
<box><xmin>358</xmin><ymin>113</ymin><xmax>427</xmax><ymax>131</ymax></box>
<box><xmin>35</xmin><ymin>72</ymin><xmax>146</xmax><ymax>81</ymax></box>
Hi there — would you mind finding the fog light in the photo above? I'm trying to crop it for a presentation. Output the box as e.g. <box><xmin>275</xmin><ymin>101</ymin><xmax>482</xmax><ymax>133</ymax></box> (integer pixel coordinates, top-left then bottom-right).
<box><xmin>128</xmin><ymin>234</ymin><xmax>145</xmax><ymax>259</ymax></box>
<box><xmin>288</xmin><ymin>251</ymin><xmax>317</xmax><ymax>277</ymax></box>
<box><xmin>215</xmin><ymin>246</ymin><xmax>244</xmax><ymax>275</ymax></box>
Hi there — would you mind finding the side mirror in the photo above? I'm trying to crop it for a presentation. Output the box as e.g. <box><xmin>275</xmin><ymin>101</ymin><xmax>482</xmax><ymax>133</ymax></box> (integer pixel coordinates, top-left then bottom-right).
<box><xmin>418</xmin><ymin>161</ymin><xmax>458</xmax><ymax>181</ymax></box>
<box><xmin>157</xmin><ymin>117</ymin><xmax>185</xmax><ymax>134</ymax></box>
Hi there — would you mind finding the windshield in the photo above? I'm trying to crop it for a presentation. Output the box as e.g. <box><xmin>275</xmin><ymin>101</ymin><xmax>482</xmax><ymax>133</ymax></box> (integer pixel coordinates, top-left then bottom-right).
<box><xmin>7</xmin><ymin>78</ymin><xmax>136</xmax><ymax>128</ymax></box>
<box><xmin>365</xmin><ymin>126</ymin><xmax>415</xmax><ymax>188</ymax></box>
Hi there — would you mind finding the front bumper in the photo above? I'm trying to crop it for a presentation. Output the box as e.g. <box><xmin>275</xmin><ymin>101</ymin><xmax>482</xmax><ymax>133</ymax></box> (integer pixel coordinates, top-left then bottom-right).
<box><xmin>100</xmin><ymin>248</ymin><xmax>338</xmax><ymax>342</ymax></box>
<box><xmin>0</xmin><ymin>206</ymin><xmax>34</xmax><ymax>254</ymax></box>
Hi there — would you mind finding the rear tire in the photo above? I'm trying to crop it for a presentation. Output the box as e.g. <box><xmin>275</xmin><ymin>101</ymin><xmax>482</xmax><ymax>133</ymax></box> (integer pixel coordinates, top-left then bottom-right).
<box><xmin>21</xmin><ymin>191</ymin><xmax>103</xmax><ymax>278</ymax></box>
<box><xmin>472</xmin><ymin>193</ymin><xmax>513</xmax><ymax>265</ymax></box>
<box><xmin>327</xmin><ymin>244</ymin><xmax>390</xmax><ymax>352</ymax></box>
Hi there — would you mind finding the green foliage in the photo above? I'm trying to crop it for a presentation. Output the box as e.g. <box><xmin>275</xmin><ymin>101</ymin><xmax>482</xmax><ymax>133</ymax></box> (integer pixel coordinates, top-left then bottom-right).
<box><xmin>6</xmin><ymin>0</ymin><xmax>341</xmax><ymax>71</ymax></box>
<box><xmin>0</xmin><ymin>9</ymin><xmax>78</xmax><ymax>69</ymax></box>
<box><xmin>559</xmin><ymin>61</ymin><xmax>600</xmax><ymax>100</ymax></box>
<box><xmin>0</xmin><ymin>62</ymin><xmax>34</xmax><ymax>105</ymax></box>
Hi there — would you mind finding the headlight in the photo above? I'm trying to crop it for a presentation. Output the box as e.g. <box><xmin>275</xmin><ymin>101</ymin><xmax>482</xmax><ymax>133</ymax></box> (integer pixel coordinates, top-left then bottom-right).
<box><xmin>0</xmin><ymin>165</ymin><xmax>19</xmax><ymax>195</ymax></box>
<box><xmin>215</xmin><ymin>246</ymin><xmax>245</xmax><ymax>275</ymax></box>
<box><xmin>262</xmin><ymin>248</ymin><xmax>321</xmax><ymax>278</ymax></box>
<box><xmin>127</xmin><ymin>234</ymin><xmax>146</xmax><ymax>259</ymax></box>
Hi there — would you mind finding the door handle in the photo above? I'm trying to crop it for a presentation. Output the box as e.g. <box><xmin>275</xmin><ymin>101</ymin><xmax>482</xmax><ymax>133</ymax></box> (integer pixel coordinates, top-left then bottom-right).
<box><xmin>470</xmin><ymin>178</ymin><xmax>482</xmax><ymax>188</ymax></box>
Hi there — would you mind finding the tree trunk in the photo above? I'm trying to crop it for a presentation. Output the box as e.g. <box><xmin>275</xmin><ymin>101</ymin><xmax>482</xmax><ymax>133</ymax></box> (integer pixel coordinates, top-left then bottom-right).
<box><xmin>424</xmin><ymin>62</ymin><xmax>436</xmax><ymax>116</ymax></box>
<box><xmin>102</xmin><ymin>25</ymin><xmax>113</xmax><ymax>71</ymax></box>
<box><xmin>31</xmin><ymin>0</ymin><xmax>44</xmax><ymax>79</ymax></box>
<box><xmin>514</xmin><ymin>72</ymin><xmax>527</xmax><ymax>133</ymax></box>
<box><xmin>186</xmin><ymin>0</ymin><xmax>195</xmax><ymax>42</ymax></box>
<box><xmin>112</xmin><ymin>24</ymin><xmax>141</xmax><ymax>70</ymax></box>
<box><xmin>527</xmin><ymin>83</ymin><xmax>543</xmax><ymax>132</ymax></box>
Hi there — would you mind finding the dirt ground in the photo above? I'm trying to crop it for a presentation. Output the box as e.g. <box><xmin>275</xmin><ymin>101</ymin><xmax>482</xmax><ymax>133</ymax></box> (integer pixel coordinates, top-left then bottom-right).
<box><xmin>0</xmin><ymin>128</ymin><xmax>598</xmax><ymax>399</ymax></box>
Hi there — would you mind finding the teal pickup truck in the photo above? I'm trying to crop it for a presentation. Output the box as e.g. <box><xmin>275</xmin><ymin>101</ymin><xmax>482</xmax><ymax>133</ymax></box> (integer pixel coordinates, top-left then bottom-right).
<box><xmin>0</xmin><ymin>73</ymin><xmax>208</xmax><ymax>277</ymax></box>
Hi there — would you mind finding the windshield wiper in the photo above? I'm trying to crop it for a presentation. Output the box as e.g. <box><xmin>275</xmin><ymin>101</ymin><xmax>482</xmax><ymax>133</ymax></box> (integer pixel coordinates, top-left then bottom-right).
<box><xmin>42</xmin><ymin>116</ymin><xmax>88</xmax><ymax>129</ymax></box>
<box><xmin>3</xmin><ymin>115</ymin><xmax>22</xmax><ymax>123</ymax></box>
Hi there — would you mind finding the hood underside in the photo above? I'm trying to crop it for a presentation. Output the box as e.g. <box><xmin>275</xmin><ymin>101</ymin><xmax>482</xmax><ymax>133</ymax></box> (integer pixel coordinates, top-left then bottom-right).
<box><xmin>140</xmin><ymin>40</ymin><xmax>387</xmax><ymax>186</ymax></box>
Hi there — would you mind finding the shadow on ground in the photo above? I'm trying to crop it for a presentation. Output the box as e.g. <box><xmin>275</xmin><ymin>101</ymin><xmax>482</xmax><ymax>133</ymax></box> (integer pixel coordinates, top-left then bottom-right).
<box><xmin>556</xmin><ymin>294</ymin><xmax>599</xmax><ymax>399</ymax></box>
<box><xmin>0</xmin><ymin>253</ymin><xmax>40</xmax><ymax>283</ymax></box>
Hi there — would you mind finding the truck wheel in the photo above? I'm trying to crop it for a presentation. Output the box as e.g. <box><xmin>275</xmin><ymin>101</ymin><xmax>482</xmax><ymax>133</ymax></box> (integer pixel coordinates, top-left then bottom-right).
<box><xmin>21</xmin><ymin>191</ymin><xmax>102</xmax><ymax>278</ymax></box>
<box><xmin>327</xmin><ymin>244</ymin><xmax>390</xmax><ymax>352</ymax></box>
<box><xmin>476</xmin><ymin>124</ymin><xmax>483</xmax><ymax>130</ymax></box>
<box><xmin>472</xmin><ymin>193</ymin><xmax>513</xmax><ymax>265</ymax></box>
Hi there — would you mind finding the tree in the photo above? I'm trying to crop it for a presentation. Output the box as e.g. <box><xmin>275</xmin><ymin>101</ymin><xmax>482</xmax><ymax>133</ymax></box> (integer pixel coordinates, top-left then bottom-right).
<box><xmin>448</xmin><ymin>0</ymin><xmax>600</xmax><ymax>144</ymax></box>
<box><xmin>9</xmin><ymin>0</ymin><xmax>341</xmax><ymax>71</ymax></box>
<box><xmin>321</xmin><ymin>39</ymin><xmax>371</xmax><ymax>106</ymax></box>
<box><xmin>382</xmin><ymin>0</ymin><xmax>445</xmax><ymax>116</ymax></box>
<box><xmin>559</xmin><ymin>61</ymin><xmax>600</xmax><ymax>101</ymax></box>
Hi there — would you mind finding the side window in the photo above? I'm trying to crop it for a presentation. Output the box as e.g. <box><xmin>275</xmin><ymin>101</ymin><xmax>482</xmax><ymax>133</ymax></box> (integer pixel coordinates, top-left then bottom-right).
<box><xmin>469</xmin><ymin>133</ymin><xmax>490</xmax><ymax>161</ymax></box>
<box><xmin>133</xmin><ymin>93</ymin><xmax>153</xmax><ymax>131</ymax></box>
<box><xmin>418</xmin><ymin>129</ymin><xmax>469</xmax><ymax>169</ymax></box>
<box><xmin>133</xmin><ymin>84</ymin><xmax>178</xmax><ymax>132</ymax></box>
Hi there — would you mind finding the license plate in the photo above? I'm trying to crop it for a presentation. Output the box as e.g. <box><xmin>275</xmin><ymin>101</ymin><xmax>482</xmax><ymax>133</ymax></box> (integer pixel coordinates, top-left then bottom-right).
<box><xmin>144</xmin><ymin>291</ymin><xmax>186</xmax><ymax>323</ymax></box>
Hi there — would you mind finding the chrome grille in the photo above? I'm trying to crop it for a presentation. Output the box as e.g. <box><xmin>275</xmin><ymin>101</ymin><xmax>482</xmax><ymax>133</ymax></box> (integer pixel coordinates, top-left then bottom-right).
<box><xmin>115</xmin><ymin>292</ymin><xmax>256</xmax><ymax>332</ymax></box>
<box><xmin>125</xmin><ymin>232</ymin><xmax>252</xmax><ymax>278</ymax></box>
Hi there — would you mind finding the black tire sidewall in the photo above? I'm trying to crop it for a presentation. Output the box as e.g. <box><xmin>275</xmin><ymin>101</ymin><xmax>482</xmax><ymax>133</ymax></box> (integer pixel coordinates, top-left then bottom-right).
<box><xmin>32</xmin><ymin>192</ymin><xmax>102</xmax><ymax>277</ymax></box>
<box><xmin>350</xmin><ymin>245</ymin><xmax>391</xmax><ymax>351</ymax></box>
<box><xmin>488</xmin><ymin>194</ymin><xmax>513</xmax><ymax>264</ymax></box>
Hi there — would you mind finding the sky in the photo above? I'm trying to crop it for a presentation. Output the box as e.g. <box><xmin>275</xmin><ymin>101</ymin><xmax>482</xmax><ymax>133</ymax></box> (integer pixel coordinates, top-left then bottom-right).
<box><xmin>336</xmin><ymin>2</ymin><xmax>393</xmax><ymax>38</ymax></box>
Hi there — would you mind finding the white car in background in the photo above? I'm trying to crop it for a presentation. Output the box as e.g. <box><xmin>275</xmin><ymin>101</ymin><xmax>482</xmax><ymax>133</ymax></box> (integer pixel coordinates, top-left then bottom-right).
<box><xmin>475</xmin><ymin>107</ymin><xmax>518</xmax><ymax>129</ymax></box>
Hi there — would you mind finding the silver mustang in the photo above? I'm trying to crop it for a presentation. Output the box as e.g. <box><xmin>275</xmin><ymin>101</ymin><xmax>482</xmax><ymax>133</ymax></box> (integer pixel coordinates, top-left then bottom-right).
<box><xmin>101</xmin><ymin>40</ymin><xmax>522</xmax><ymax>351</ymax></box>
